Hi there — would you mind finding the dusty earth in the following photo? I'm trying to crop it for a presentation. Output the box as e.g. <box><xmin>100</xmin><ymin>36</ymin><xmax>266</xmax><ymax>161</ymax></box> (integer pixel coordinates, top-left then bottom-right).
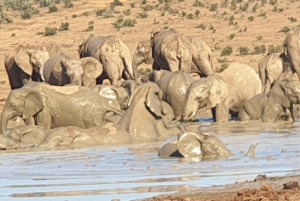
<box><xmin>1</xmin><ymin>0</ymin><xmax>300</xmax><ymax>200</ymax></box>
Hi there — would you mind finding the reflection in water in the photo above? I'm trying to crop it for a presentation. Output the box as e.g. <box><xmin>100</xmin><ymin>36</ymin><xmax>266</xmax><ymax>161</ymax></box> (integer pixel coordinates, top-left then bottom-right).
<box><xmin>0</xmin><ymin>121</ymin><xmax>300</xmax><ymax>201</ymax></box>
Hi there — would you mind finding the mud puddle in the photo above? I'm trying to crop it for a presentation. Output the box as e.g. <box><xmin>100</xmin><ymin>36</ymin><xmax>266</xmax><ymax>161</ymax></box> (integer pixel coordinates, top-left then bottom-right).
<box><xmin>1</xmin><ymin>120</ymin><xmax>300</xmax><ymax>201</ymax></box>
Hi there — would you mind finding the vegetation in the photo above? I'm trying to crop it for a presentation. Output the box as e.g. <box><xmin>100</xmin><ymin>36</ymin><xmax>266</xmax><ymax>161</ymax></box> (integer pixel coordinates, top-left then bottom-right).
<box><xmin>44</xmin><ymin>27</ymin><xmax>57</xmax><ymax>36</ymax></box>
<box><xmin>220</xmin><ymin>47</ymin><xmax>233</xmax><ymax>56</ymax></box>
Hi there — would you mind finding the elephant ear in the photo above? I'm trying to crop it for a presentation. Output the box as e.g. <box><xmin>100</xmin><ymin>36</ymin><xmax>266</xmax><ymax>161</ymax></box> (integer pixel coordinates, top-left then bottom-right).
<box><xmin>81</xmin><ymin>57</ymin><xmax>103</xmax><ymax>79</ymax></box>
<box><xmin>208</xmin><ymin>78</ymin><xmax>228</xmax><ymax>108</ymax></box>
<box><xmin>23</xmin><ymin>91</ymin><xmax>44</xmax><ymax>119</ymax></box>
<box><xmin>15</xmin><ymin>48</ymin><xmax>33</xmax><ymax>75</ymax></box>
<box><xmin>177</xmin><ymin>132</ymin><xmax>202</xmax><ymax>158</ymax></box>
<box><xmin>146</xmin><ymin>86</ymin><xmax>163</xmax><ymax>117</ymax></box>
<box><xmin>99</xmin><ymin>87</ymin><xmax>121</xmax><ymax>111</ymax></box>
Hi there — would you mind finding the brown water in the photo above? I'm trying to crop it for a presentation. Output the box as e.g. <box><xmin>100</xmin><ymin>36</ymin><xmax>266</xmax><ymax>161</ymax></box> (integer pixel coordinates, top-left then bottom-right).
<box><xmin>1</xmin><ymin>119</ymin><xmax>300</xmax><ymax>201</ymax></box>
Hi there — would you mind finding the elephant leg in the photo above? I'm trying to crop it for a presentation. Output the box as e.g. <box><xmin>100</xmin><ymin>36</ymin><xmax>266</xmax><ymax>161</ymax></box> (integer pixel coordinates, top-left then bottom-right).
<box><xmin>36</xmin><ymin>111</ymin><xmax>52</xmax><ymax>129</ymax></box>
<box><xmin>237</xmin><ymin>109</ymin><xmax>250</xmax><ymax>121</ymax></box>
<box><xmin>215</xmin><ymin>103</ymin><xmax>229</xmax><ymax>122</ymax></box>
<box><xmin>211</xmin><ymin>107</ymin><xmax>216</xmax><ymax>121</ymax></box>
<box><xmin>152</xmin><ymin>60</ymin><xmax>161</xmax><ymax>71</ymax></box>
<box><xmin>25</xmin><ymin>117</ymin><xmax>35</xmax><ymax>126</ymax></box>
<box><xmin>264</xmin><ymin>79</ymin><xmax>271</xmax><ymax>93</ymax></box>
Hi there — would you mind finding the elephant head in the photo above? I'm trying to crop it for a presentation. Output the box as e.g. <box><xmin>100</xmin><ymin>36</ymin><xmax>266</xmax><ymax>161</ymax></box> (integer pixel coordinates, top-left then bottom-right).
<box><xmin>1</xmin><ymin>82</ymin><xmax>45</xmax><ymax>136</ymax></box>
<box><xmin>92</xmin><ymin>85</ymin><xmax>129</xmax><ymax>109</ymax></box>
<box><xmin>121</xmin><ymin>80</ymin><xmax>141</xmax><ymax>97</ymax></box>
<box><xmin>80</xmin><ymin>57</ymin><xmax>103</xmax><ymax>87</ymax></box>
<box><xmin>58</xmin><ymin>57</ymin><xmax>83</xmax><ymax>85</ymax></box>
<box><xmin>280</xmin><ymin>81</ymin><xmax>300</xmax><ymax>105</ymax></box>
<box><xmin>183</xmin><ymin>76</ymin><xmax>228</xmax><ymax>121</ymax></box>
<box><xmin>15</xmin><ymin>45</ymin><xmax>50</xmax><ymax>82</ymax></box>
<box><xmin>158</xmin><ymin>132</ymin><xmax>232</xmax><ymax>160</ymax></box>
<box><xmin>132</xmin><ymin>40</ymin><xmax>154</xmax><ymax>72</ymax></box>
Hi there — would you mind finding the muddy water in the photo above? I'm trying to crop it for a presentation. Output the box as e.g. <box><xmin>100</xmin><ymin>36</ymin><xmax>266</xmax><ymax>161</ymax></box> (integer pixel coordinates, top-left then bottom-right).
<box><xmin>1</xmin><ymin>120</ymin><xmax>300</xmax><ymax>201</ymax></box>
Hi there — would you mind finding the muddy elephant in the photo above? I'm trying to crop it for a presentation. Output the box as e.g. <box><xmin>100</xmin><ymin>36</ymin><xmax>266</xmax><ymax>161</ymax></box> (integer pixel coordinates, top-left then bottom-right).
<box><xmin>188</xmin><ymin>35</ymin><xmax>214</xmax><ymax>77</ymax></box>
<box><xmin>1</xmin><ymin>82</ymin><xmax>122</xmax><ymax>136</ymax></box>
<box><xmin>183</xmin><ymin>62</ymin><xmax>262</xmax><ymax>122</ymax></box>
<box><xmin>238</xmin><ymin>80</ymin><xmax>300</xmax><ymax>122</ymax></box>
<box><xmin>78</xmin><ymin>35</ymin><xmax>136</xmax><ymax>85</ymax></box>
<box><xmin>81</xmin><ymin>57</ymin><xmax>104</xmax><ymax>87</ymax></box>
<box><xmin>4</xmin><ymin>44</ymin><xmax>60</xmax><ymax>89</ymax></box>
<box><xmin>283</xmin><ymin>24</ymin><xmax>300</xmax><ymax>80</ymax></box>
<box><xmin>132</xmin><ymin>40</ymin><xmax>154</xmax><ymax>73</ymax></box>
<box><xmin>118</xmin><ymin>82</ymin><xmax>181</xmax><ymax>142</ymax></box>
<box><xmin>258</xmin><ymin>53</ymin><xmax>292</xmax><ymax>93</ymax></box>
<box><xmin>37</xmin><ymin>122</ymin><xmax>131</xmax><ymax>149</ymax></box>
<box><xmin>43</xmin><ymin>53</ymin><xmax>84</xmax><ymax>86</ymax></box>
<box><xmin>148</xmin><ymin>70</ymin><xmax>195</xmax><ymax>120</ymax></box>
<box><xmin>158</xmin><ymin>132</ymin><xmax>232</xmax><ymax>160</ymax></box>
<box><xmin>0</xmin><ymin>125</ymin><xmax>47</xmax><ymax>150</ymax></box>
<box><xmin>150</xmin><ymin>28</ymin><xmax>192</xmax><ymax>73</ymax></box>
<box><xmin>91</xmin><ymin>84</ymin><xmax>129</xmax><ymax>110</ymax></box>
<box><xmin>121</xmin><ymin>80</ymin><xmax>141</xmax><ymax>97</ymax></box>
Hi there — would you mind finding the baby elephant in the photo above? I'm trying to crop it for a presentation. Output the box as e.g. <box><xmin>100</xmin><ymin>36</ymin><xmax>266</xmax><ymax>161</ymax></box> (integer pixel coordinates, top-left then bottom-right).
<box><xmin>237</xmin><ymin>80</ymin><xmax>300</xmax><ymax>122</ymax></box>
<box><xmin>158</xmin><ymin>132</ymin><xmax>232</xmax><ymax>161</ymax></box>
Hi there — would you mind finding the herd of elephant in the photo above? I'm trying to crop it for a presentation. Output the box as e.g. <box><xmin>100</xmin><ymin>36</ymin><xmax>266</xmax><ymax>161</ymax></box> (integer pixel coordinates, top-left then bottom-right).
<box><xmin>1</xmin><ymin>24</ymin><xmax>300</xmax><ymax>160</ymax></box>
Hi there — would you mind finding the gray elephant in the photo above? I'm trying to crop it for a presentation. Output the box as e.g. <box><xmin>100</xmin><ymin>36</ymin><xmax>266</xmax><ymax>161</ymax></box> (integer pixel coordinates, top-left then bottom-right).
<box><xmin>148</xmin><ymin>70</ymin><xmax>195</xmax><ymax>120</ymax></box>
<box><xmin>183</xmin><ymin>62</ymin><xmax>262</xmax><ymax>122</ymax></box>
<box><xmin>0</xmin><ymin>125</ymin><xmax>47</xmax><ymax>150</ymax></box>
<box><xmin>132</xmin><ymin>40</ymin><xmax>154</xmax><ymax>73</ymax></box>
<box><xmin>237</xmin><ymin>80</ymin><xmax>300</xmax><ymax>122</ymax></box>
<box><xmin>91</xmin><ymin>84</ymin><xmax>129</xmax><ymax>110</ymax></box>
<box><xmin>188</xmin><ymin>35</ymin><xmax>214</xmax><ymax>77</ymax></box>
<box><xmin>158</xmin><ymin>132</ymin><xmax>232</xmax><ymax>160</ymax></box>
<box><xmin>37</xmin><ymin>122</ymin><xmax>131</xmax><ymax>149</ymax></box>
<box><xmin>81</xmin><ymin>57</ymin><xmax>104</xmax><ymax>87</ymax></box>
<box><xmin>118</xmin><ymin>82</ymin><xmax>181</xmax><ymax>143</ymax></box>
<box><xmin>121</xmin><ymin>80</ymin><xmax>141</xmax><ymax>97</ymax></box>
<box><xmin>4</xmin><ymin>44</ymin><xmax>60</xmax><ymax>89</ymax></box>
<box><xmin>78</xmin><ymin>35</ymin><xmax>136</xmax><ymax>85</ymax></box>
<box><xmin>43</xmin><ymin>53</ymin><xmax>83</xmax><ymax>86</ymax></box>
<box><xmin>1</xmin><ymin>82</ymin><xmax>122</xmax><ymax>136</ymax></box>
<box><xmin>150</xmin><ymin>28</ymin><xmax>192</xmax><ymax>73</ymax></box>
<box><xmin>283</xmin><ymin>24</ymin><xmax>300</xmax><ymax>80</ymax></box>
<box><xmin>258</xmin><ymin>53</ymin><xmax>292</xmax><ymax>93</ymax></box>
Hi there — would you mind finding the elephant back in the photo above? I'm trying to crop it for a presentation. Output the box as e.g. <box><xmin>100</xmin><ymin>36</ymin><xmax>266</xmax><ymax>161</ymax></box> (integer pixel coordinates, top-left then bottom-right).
<box><xmin>166</xmin><ymin>72</ymin><xmax>194</xmax><ymax>119</ymax></box>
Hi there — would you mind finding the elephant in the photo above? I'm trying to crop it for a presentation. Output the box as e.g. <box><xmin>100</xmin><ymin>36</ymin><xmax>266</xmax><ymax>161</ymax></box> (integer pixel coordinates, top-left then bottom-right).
<box><xmin>1</xmin><ymin>82</ymin><xmax>122</xmax><ymax>136</ymax></box>
<box><xmin>91</xmin><ymin>84</ymin><xmax>129</xmax><ymax>110</ymax></box>
<box><xmin>4</xmin><ymin>44</ymin><xmax>60</xmax><ymax>89</ymax></box>
<box><xmin>0</xmin><ymin>125</ymin><xmax>47</xmax><ymax>150</ymax></box>
<box><xmin>283</xmin><ymin>24</ymin><xmax>300</xmax><ymax>80</ymax></box>
<box><xmin>150</xmin><ymin>28</ymin><xmax>193</xmax><ymax>73</ymax></box>
<box><xmin>37</xmin><ymin>122</ymin><xmax>131</xmax><ymax>149</ymax></box>
<box><xmin>183</xmin><ymin>62</ymin><xmax>262</xmax><ymax>122</ymax></box>
<box><xmin>78</xmin><ymin>35</ymin><xmax>136</xmax><ymax>85</ymax></box>
<box><xmin>43</xmin><ymin>53</ymin><xmax>83</xmax><ymax>86</ymax></box>
<box><xmin>158</xmin><ymin>132</ymin><xmax>232</xmax><ymax>160</ymax></box>
<box><xmin>237</xmin><ymin>80</ymin><xmax>300</xmax><ymax>122</ymax></box>
<box><xmin>258</xmin><ymin>53</ymin><xmax>291</xmax><ymax>93</ymax></box>
<box><xmin>121</xmin><ymin>80</ymin><xmax>141</xmax><ymax>97</ymax></box>
<box><xmin>132</xmin><ymin>35</ymin><xmax>213</xmax><ymax>78</ymax></box>
<box><xmin>187</xmin><ymin>35</ymin><xmax>214</xmax><ymax>77</ymax></box>
<box><xmin>80</xmin><ymin>57</ymin><xmax>104</xmax><ymax>87</ymax></box>
<box><xmin>118</xmin><ymin>82</ymin><xmax>182</xmax><ymax>142</ymax></box>
<box><xmin>148</xmin><ymin>70</ymin><xmax>195</xmax><ymax>120</ymax></box>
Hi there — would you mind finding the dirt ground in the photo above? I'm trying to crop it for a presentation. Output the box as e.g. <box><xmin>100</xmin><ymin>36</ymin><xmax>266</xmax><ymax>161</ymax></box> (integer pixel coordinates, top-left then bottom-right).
<box><xmin>143</xmin><ymin>175</ymin><xmax>300</xmax><ymax>201</ymax></box>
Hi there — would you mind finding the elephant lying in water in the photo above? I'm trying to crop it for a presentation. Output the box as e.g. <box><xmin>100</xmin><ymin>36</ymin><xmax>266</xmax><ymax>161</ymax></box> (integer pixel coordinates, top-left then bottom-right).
<box><xmin>1</xmin><ymin>82</ymin><xmax>122</xmax><ymax>136</ymax></box>
<box><xmin>118</xmin><ymin>82</ymin><xmax>182</xmax><ymax>143</ymax></box>
<box><xmin>158</xmin><ymin>132</ymin><xmax>232</xmax><ymax>161</ymax></box>
<box><xmin>183</xmin><ymin>62</ymin><xmax>262</xmax><ymax>122</ymax></box>
<box><xmin>0</xmin><ymin>122</ymin><xmax>130</xmax><ymax>150</ymax></box>
<box><xmin>237</xmin><ymin>80</ymin><xmax>300</xmax><ymax>122</ymax></box>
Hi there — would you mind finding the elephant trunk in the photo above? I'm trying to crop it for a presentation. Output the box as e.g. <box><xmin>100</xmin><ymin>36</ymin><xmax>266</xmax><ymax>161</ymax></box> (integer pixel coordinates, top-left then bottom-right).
<box><xmin>258</xmin><ymin>65</ymin><xmax>266</xmax><ymax>93</ymax></box>
<box><xmin>182</xmin><ymin>92</ymin><xmax>199</xmax><ymax>122</ymax></box>
<box><xmin>1</xmin><ymin>108</ymin><xmax>20</xmax><ymax>136</ymax></box>
<box><xmin>131</xmin><ymin>54</ymin><xmax>142</xmax><ymax>81</ymax></box>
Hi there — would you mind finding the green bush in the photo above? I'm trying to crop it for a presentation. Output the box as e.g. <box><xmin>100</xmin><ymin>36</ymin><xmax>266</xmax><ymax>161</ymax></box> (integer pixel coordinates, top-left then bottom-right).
<box><xmin>253</xmin><ymin>45</ymin><xmax>266</xmax><ymax>54</ymax></box>
<box><xmin>192</xmin><ymin>0</ymin><xmax>204</xmax><ymax>7</ymax></box>
<box><xmin>49</xmin><ymin>5</ymin><xmax>58</xmax><ymax>13</ymax></box>
<box><xmin>64</xmin><ymin>0</ymin><xmax>74</xmax><ymax>8</ymax></box>
<box><xmin>238</xmin><ymin>46</ymin><xmax>249</xmax><ymax>56</ymax></box>
<box><xmin>59</xmin><ymin>22</ymin><xmax>70</xmax><ymax>31</ymax></box>
<box><xmin>21</xmin><ymin>11</ymin><xmax>31</xmax><ymax>19</ymax></box>
<box><xmin>195</xmin><ymin>23</ymin><xmax>206</xmax><ymax>30</ymax></box>
<box><xmin>137</xmin><ymin>12</ymin><xmax>147</xmax><ymax>18</ymax></box>
<box><xmin>279</xmin><ymin>26</ymin><xmax>291</xmax><ymax>34</ymax></box>
<box><xmin>220</xmin><ymin>46</ymin><xmax>233</xmax><ymax>56</ymax></box>
<box><xmin>248</xmin><ymin>16</ymin><xmax>254</xmax><ymax>21</ymax></box>
<box><xmin>44</xmin><ymin>27</ymin><xmax>57</xmax><ymax>36</ymax></box>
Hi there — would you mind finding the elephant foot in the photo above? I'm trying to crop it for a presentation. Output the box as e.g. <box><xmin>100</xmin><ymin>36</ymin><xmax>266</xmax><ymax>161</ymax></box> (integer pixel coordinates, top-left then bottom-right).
<box><xmin>0</xmin><ymin>135</ymin><xmax>18</xmax><ymax>150</ymax></box>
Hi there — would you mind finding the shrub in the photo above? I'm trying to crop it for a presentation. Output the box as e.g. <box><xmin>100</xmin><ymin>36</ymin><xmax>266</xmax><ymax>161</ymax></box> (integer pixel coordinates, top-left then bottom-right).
<box><xmin>217</xmin><ymin>63</ymin><xmax>229</xmax><ymax>73</ymax></box>
<box><xmin>64</xmin><ymin>0</ymin><xmax>74</xmax><ymax>8</ymax></box>
<box><xmin>110</xmin><ymin>0</ymin><xmax>123</xmax><ymax>9</ymax></box>
<box><xmin>44</xmin><ymin>27</ymin><xmax>57</xmax><ymax>36</ymax></box>
<box><xmin>195</xmin><ymin>23</ymin><xmax>206</xmax><ymax>30</ymax></box>
<box><xmin>209</xmin><ymin>3</ymin><xmax>218</xmax><ymax>11</ymax></box>
<box><xmin>21</xmin><ymin>11</ymin><xmax>31</xmax><ymax>19</ymax></box>
<box><xmin>130</xmin><ymin>3</ymin><xmax>135</xmax><ymax>8</ymax></box>
<box><xmin>268</xmin><ymin>44</ymin><xmax>282</xmax><ymax>53</ymax></box>
<box><xmin>49</xmin><ymin>5</ymin><xmax>58</xmax><ymax>13</ymax></box>
<box><xmin>186</xmin><ymin>13</ymin><xmax>195</xmax><ymax>19</ymax></box>
<box><xmin>228</xmin><ymin>33</ymin><xmax>235</xmax><ymax>40</ymax></box>
<box><xmin>253</xmin><ymin>45</ymin><xmax>266</xmax><ymax>54</ymax></box>
<box><xmin>39</xmin><ymin>0</ymin><xmax>51</xmax><ymax>7</ymax></box>
<box><xmin>220</xmin><ymin>46</ymin><xmax>233</xmax><ymax>56</ymax></box>
<box><xmin>238</xmin><ymin>46</ymin><xmax>249</xmax><ymax>56</ymax></box>
<box><xmin>288</xmin><ymin>17</ymin><xmax>297</xmax><ymax>22</ymax></box>
<box><xmin>142</xmin><ymin>4</ymin><xmax>155</xmax><ymax>11</ymax></box>
<box><xmin>123</xmin><ymin>9</ymin><xmax>131</xmax><ymax>16</ymax></box>
<box><xmin>59</xmin><ymin>22</ymin><xmax>70</xmax><ymax>31</ymax></box>
<box><xmin>248</xmin><ymin>16</ymin><xmax>254</xmax><ymax>21</ymax></box>
<box><xmin>279</xmin><ymin>26</ymin><xmax>291</xmax><ymax>34</ymax></box>
<box><xmin>192</xmin><ymin>0</ymin><xmax>204</xmax><ymax>7</ymax></box>
<box><xmin>137</xmin><ymin>12</ymin><xmax>147</xmax><ymax>18</ymax></box>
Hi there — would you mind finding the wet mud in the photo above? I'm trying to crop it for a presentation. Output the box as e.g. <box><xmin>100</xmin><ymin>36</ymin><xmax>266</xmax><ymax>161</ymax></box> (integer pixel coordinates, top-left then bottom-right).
<box><xmin>1</xmin><ymin>120</ymin><xmax>300</xmax><ymax>201</ymax></box>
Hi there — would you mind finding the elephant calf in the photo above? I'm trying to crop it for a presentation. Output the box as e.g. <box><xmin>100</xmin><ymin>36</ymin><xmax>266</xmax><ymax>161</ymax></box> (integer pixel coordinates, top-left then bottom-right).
<box><xmin>237</xmin><ymin>80</ymin><xmax>300</xmax><ymax>123</ymax></box>
<box><xmin>158</xmin><ymin>132</ymin><xmax>232</xmax><ymax>160</ymax></box>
